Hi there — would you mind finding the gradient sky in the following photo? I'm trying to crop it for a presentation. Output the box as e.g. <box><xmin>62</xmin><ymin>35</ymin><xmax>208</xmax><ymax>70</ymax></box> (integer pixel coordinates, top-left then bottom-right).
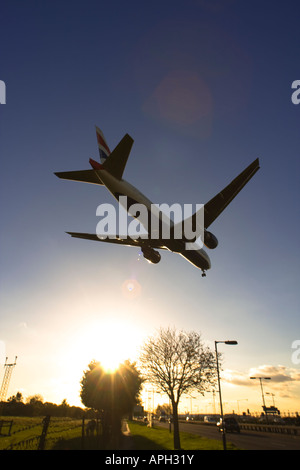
<box><xmin>0</xmin><ymin>1</ymin><xmax>299</xmax><ymax>414</ymax></box>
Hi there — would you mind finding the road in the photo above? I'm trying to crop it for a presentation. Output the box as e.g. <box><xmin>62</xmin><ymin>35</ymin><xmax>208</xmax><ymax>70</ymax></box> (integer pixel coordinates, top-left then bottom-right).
<box><xmin>156</xmin><ymin>421</ymin><xmax>300</xmax><ymax>450</ymax></box>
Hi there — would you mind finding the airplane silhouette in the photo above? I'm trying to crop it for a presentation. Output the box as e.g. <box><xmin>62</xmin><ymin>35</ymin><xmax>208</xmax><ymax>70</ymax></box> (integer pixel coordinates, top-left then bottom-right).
<box><xmin>55</xmin><ymin>127</ymin><xmax>260</xmax><ymax>276</ymax></box>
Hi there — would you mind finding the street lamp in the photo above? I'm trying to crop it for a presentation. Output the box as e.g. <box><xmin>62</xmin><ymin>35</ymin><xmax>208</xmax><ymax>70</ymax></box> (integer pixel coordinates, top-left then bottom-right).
<box><xmin>215</xmin><ymin>340</ymin><xmax>238</xmax><ymax>451</ymax></box>
<box><xmin>250</xmin><ymin>376</ymin><xmax>271</xmax><ymax>423</ymax></box>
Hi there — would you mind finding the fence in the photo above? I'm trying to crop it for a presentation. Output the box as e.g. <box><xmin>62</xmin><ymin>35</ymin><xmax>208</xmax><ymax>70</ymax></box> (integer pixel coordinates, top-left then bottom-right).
<box><xmin>0</xmin><ymin>420</ymin><xmax>14</xmax><ymax>436</ymax></box>
<box><xmin>240</xmin><ymin>423</ymin><xmax>299</xmax><ymax>436</ymax></box>
<box><xmin>3</xmin><ymin>416</ymin><xmax>85</xmax><ymax>450</ymax></box>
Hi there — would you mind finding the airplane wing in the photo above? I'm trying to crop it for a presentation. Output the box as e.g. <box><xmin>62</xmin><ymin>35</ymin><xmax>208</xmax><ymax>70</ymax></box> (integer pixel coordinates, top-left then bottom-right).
<box><xmin>54</xmin><ymin>169</ymin><xmax>104</xmax><ymax>185</ymax></box>
<box><xmin>66</xmin><ymin>232</ymin><xmax>168</xmax><ymax>249</ymax></box>
<box><xmin>204</xmin><ymin>158</ymin><xmax>260</xmax><ymax>228</ymax></box>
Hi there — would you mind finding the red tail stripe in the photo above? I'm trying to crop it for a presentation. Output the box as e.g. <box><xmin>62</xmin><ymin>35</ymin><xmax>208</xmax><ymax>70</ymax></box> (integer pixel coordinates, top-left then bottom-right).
<box><xmin>89</xmin><ymin>158</ymin><xmax>103</xmax><ymax>170</ymax></box>
<box><xmin>97</xmin><ymin>133</ymin><xmax>111</xmax><ymax>154</ymax></box>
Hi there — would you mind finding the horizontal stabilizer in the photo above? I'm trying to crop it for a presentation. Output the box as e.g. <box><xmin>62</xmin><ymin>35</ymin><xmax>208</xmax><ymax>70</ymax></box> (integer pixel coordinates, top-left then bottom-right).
<box><xmin>54</xmin><ymin>169</ymin><xmax>104</xmax><ymax>185</ymax></box>
<box><xmin>204</xmin><ymin>158</ymin><xmax>260</xmax><ymax>228</ymax></box>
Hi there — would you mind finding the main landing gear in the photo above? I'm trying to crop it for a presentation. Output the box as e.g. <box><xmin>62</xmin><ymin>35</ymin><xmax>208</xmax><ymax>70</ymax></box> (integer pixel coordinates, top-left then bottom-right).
<box><xmin>201</xmin><ymin>270</ymin><xmax>206</xmax><ymax>277</ymax></box>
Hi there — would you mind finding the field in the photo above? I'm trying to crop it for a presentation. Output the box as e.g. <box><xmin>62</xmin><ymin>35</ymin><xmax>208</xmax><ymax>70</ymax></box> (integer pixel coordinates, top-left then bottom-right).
<box><xmin>0</xmin><ymin>416</ymin><xmax>83</xmax><ymax>450</ymax></box>
<box><xmin>0</xmin><ymin>416</ymin><xmax>238</xmax><ymax>450</ymax></box>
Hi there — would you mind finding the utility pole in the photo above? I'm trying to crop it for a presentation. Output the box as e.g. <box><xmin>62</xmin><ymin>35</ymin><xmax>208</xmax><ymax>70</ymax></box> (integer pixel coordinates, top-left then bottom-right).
<box><xmin>250</xmin><ymin>376</ymin><xmax>271</xmax><ymax>424</ymax></box>
<box><xmin>215</xmin><ymin>341</ymin><xmax>238</xmax><ymax>451</ymax></box>
<box><xmin>0</xmin><ymin>356</ymin><xmax>18</xmax><ymax>402</ymax></box>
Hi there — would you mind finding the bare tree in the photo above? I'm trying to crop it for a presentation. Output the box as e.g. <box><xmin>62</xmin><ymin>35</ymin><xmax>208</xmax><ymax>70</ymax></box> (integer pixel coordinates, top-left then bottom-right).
<box><xmin>139</xmin><ymin>327</ymin><xmax>217</xmax><ymax>449</ymax></box>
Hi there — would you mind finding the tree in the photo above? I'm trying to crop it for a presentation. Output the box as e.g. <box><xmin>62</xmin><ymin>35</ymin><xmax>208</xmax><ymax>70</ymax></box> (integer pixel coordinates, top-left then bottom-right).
<box><xmin>26</xmin><ymin>394</ymin><xmax>44</xmax><ymax>416</ymax></box>
<box><xmin>139</xmin><ymin>327</ymin><xmax>217</xmax><ymax>449</ymax></box>
<box><xmin>156</xmin><ymin>403</ymin><xmax>172</xmax><ymax>417</ymax></box>
<box><xmin>7</xmin><ymin>392</ymin><xmax>23</xmax><ymax>403</ymax></box>
<box><xmin>80</xmin><ymin>359</ymin><xmax>143</xmax><ymax>447</ymax></box>
<box><xmin>26</xmin><ymin>394</ymin><xmax>44</xmax><ymax>405</ymax></box>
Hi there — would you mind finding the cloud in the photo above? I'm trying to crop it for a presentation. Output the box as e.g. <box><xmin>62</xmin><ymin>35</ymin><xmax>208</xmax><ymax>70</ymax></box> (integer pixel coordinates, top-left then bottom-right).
<box><xmin>222</xmin><ymin>369</ymin><xmax>250</xmax><ymax>386</ymax></box>
<box><xmin>249</xmin><ymin>365</ymin><xmax>300</xmax><ymax>384</ymax></box>
<box><xmin>223</xmin><ymin>364</ymin><xmax>300</xmax><ymax>387</ymax></box>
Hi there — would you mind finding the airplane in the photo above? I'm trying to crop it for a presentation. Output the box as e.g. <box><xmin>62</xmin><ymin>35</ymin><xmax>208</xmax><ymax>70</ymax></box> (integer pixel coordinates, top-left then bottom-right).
<box><xmin>54</xmin><ymin>127</ymin><xmax>260</xmax><ymax>277</ymax></box>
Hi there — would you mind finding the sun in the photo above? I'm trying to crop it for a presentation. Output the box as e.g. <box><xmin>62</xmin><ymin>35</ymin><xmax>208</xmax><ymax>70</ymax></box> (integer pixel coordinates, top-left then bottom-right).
<box><xmin>58</xmin><ymin>312</ymin><xmax>147</xmax><ymax>406</ymax></box>
<box><xmin>68</xmin><ymin>316</ymin><xmax>143</xmax><ymax>375</ymax></box>
<box><xmin>97</xmin><ymin>325</ymin><xmax>124</xmax><ymax>373</ymax></box>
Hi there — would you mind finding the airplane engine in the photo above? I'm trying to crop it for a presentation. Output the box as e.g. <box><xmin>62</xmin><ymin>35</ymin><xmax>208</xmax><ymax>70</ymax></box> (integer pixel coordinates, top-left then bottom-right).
<box><xmin>141</xmin><ymin>246</ymin><xmax>161</xmax><ymax>264</ymax></box>
<box><xmin>204</xmin><ymin>230</ymin><xmax>218</xmax><ymax>249</ymax></box>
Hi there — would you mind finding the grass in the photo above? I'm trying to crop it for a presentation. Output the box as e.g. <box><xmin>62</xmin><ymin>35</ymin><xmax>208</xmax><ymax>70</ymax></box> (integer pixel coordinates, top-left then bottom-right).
<box><xmin>0</xmin><ymin>416</ymin><xmax>83</xmax><ymax>450</ymax></box>
<box><xmin>0</xmin><ymin>416</ymin><xmax>239</xmax><ymax>450</ymax></box>
<box><xmin>127</xmin><ymin>420</ymin><xmax>238</xmax><ymax>450</ymax></box>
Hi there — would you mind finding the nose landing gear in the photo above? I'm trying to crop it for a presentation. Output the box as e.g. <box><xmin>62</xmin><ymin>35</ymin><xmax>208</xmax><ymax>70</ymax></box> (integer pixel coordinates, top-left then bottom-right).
<box><xmin>201</xmin><ymin>270</ymin><xmax>206</xmax><ymax>277</ymax></box>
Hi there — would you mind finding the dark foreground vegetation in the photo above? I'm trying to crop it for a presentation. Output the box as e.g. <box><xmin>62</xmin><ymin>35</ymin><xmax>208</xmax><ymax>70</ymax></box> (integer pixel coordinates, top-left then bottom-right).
<box><xmin>0</xmin><ymin>395</ymin><xmax>87</xmax><ymax>419</ymax></box>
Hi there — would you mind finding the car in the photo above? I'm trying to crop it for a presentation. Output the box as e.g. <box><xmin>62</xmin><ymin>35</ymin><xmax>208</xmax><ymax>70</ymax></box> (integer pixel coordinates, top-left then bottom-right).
<box><xmin>158</xmin><ymin>416</ymin><xmax>166</xmax><ymax>422</ymax></box>
<box><xmin>204</xmin><ymin>415</ymin><xmax>218</xmax><ymax>424</ymax></box>
<box><xmin>217</xmin><ymin>417</ymin><xmax>240</xmax><ymax>433</ymax></box>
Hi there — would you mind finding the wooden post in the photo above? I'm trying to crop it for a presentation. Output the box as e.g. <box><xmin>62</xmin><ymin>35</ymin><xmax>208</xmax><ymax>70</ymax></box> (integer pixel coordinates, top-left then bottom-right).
<box><xmin>8</xmin><ymin>420</ymin><xmax>13</xmax><ymax>435</ymax></box>
<box><xmin>81</xmin><ymin>417</ymin><xmax>85</xmax><ymax>450</ymax></box>
<box><xmin>37</xmin><ymin>416</ymin><xmax>50</xmax><ymax>450</ymax></box>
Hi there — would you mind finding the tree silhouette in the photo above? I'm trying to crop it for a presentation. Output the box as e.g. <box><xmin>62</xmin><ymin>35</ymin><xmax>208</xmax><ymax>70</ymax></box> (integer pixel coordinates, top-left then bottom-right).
<box><xmin>80</xmin><ymin>359</ymin><xmax>143</xmax><ymax>447</ymax></box>
<box><xmin>139</xmin><ymin>327</ymin><xmax>217</xmax><ymax>449</ymax></box>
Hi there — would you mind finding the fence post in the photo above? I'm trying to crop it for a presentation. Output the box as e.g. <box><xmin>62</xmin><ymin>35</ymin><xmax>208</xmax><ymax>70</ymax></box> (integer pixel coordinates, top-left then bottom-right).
<box><xmin>8</xmin><ymin>420</ymin><xmax>13</xmax><ymax>435</ymax></box>
<box><xmin>37</xmin><ymin>415</ymin><xmax>51</xmax><ymax>450</ymax></box>
<box><xmin>81</xmin><ymin>417</ymin><xmax>85</xmax><ymax>450</ymax></box>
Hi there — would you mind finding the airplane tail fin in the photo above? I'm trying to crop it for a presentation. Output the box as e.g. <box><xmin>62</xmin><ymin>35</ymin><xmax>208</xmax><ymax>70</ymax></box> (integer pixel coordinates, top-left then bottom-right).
<box><xmin>96</xmin><ymin>126</ymin><xmax>111</xmax><ymax>163</ymax></box>
<box><xmin>55</xmin><ymin>127</ymin><xmax>134</xmax><ymax>185</ymax></box>
<box><xmin>101</xmin><ymin>131</ymin><xmax>134</xmax><ymax>180</ymax></box>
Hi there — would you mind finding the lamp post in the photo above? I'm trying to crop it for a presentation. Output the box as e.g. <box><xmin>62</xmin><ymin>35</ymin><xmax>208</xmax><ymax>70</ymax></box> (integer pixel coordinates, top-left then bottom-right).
<box><xmin>250</xmin><ymin>376</ymin><xmax>271</xmax><ymax>423</ymax></box>
<box><xmin>215</xmin><ymin>340</ymin><xmax>238</xmax><ymax>451</ymax></box>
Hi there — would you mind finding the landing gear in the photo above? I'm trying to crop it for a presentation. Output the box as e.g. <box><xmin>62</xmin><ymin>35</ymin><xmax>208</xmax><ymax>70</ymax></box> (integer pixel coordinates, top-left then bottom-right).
<box><xmin>201</xmin><ymin>270</ymin><xmax>206</xmax><ymax>277</ymax></box>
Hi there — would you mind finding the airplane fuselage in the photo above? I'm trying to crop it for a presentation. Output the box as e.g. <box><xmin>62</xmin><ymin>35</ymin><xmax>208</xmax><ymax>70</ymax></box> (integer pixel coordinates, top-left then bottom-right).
<box><xmin>94</xmin><ymin>168</ymin><xmax>211</xmax><ymax>272</ymax></box>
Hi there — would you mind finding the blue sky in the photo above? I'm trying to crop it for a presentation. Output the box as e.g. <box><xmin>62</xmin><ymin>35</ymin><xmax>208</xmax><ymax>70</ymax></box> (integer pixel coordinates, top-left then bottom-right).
<box><xmin>0</xmin><ymin>1</ymin><xmax>299</xmax><ymax>413</ymax></box>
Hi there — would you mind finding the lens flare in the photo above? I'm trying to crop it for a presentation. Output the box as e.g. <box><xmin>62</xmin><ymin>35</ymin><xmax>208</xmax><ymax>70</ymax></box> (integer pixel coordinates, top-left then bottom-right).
<box><xmin>121</xmin><ymin>279</ymin><xmax>142</xmax><ymax>299</ymax></box>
